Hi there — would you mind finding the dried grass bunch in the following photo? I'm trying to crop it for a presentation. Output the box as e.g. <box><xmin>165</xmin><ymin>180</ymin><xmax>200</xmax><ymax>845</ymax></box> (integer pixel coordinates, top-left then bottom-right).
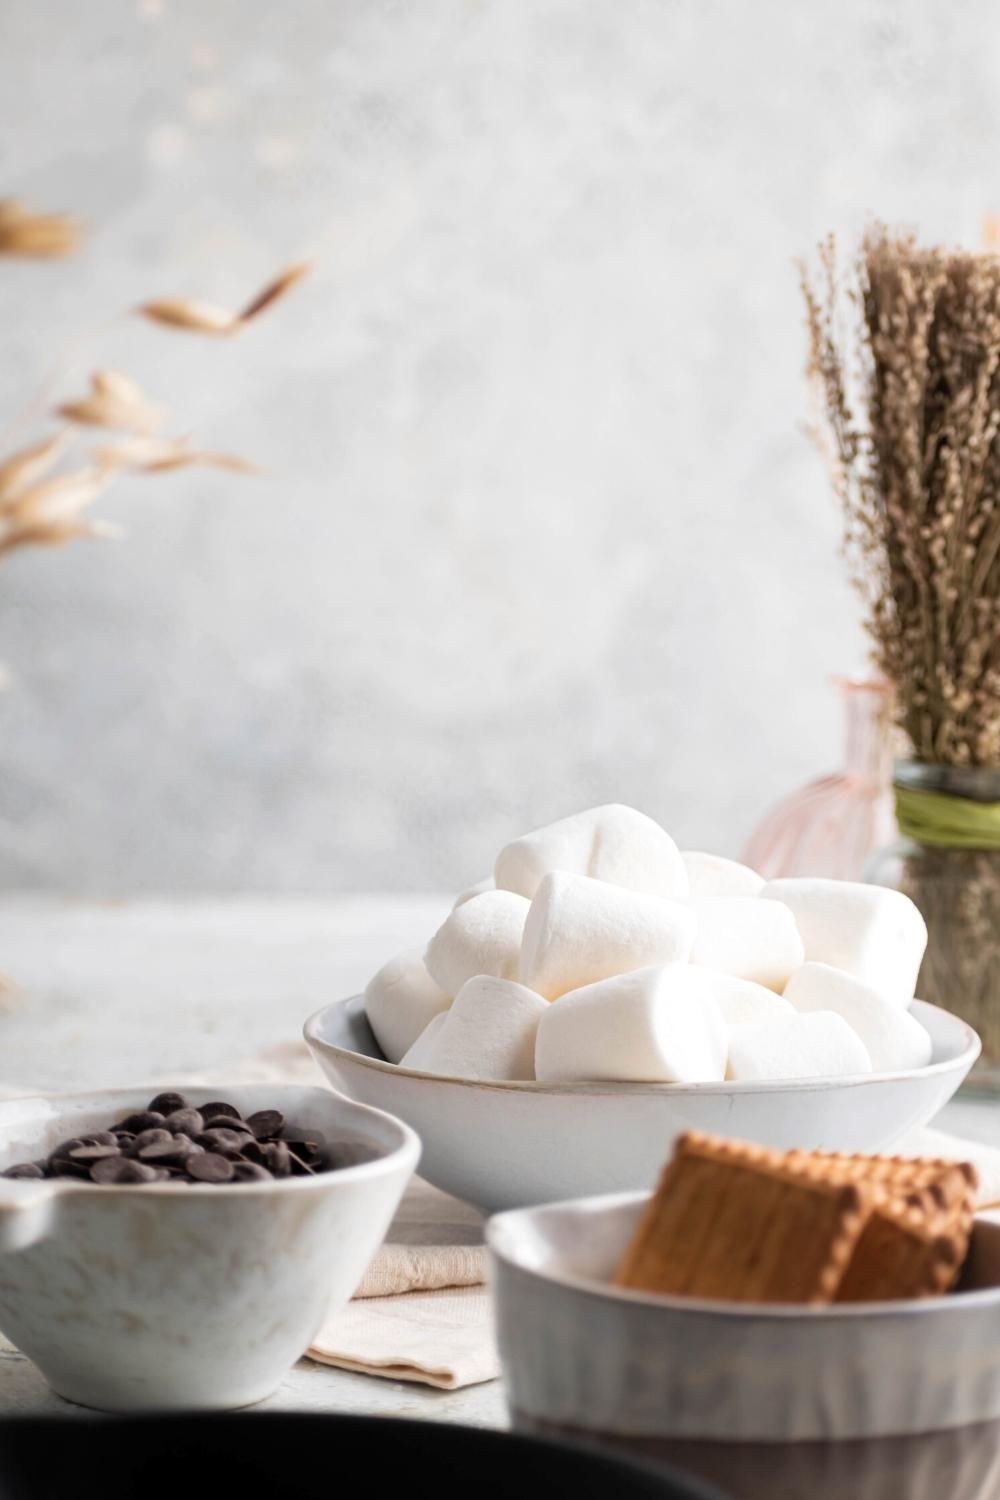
<box><xmin>802</xmin><ymin>229</ymin><xmax>1000</xmax><ymax>768</ymax></box>
<box><xmin>0</xmin><ymin>197</ymin><xmax>310</xmax><ymax>567</ymax></box>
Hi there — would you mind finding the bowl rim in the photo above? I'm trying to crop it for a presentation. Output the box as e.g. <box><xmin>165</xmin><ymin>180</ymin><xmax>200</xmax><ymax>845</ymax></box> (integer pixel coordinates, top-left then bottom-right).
<box><xmin>487</xmin><ymin>1189</ymin><xmax>1000</xmax><ymax>1321</ymax></box>
<box><xmin>304</xmin><ymin>994</ymin><xmax>982</xmax><ymax>1098</ymax></box>
<box><xmin>0</xmin><ymin>1082</ymin><xmax>421</xmax><ymax>1200</ymax></box>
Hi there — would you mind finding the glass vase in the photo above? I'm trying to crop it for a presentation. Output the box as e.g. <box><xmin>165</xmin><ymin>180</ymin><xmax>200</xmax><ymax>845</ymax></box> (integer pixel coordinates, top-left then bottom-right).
<box><xmin>867</xmin><ymin>761</ymin><xmax>1000</xmax><ymax>1092</ymax></box>
<box><xmin>742</xmin><ymin>677</ymin><xmax>897</xmax><ymax>881</ymax></box>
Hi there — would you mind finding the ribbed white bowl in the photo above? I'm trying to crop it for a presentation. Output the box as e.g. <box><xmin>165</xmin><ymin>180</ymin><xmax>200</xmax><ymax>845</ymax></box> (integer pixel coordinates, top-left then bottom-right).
<box><xmin>488</xmin><ymin>1192</ymin><xmax>1000</xmax><ymax>1444</ymax></box>
<box><xmin>305</xmin><ymin>995</ymin><xmax>980</xmax><ymax>1212</ymax></box>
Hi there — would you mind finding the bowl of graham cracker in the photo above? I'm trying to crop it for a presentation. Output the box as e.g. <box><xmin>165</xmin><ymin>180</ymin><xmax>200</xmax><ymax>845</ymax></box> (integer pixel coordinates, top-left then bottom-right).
<box><xmin>489</xmin><ymin>1131</ymin><xmax>1000</xmax><ymax>1460</ymax></box>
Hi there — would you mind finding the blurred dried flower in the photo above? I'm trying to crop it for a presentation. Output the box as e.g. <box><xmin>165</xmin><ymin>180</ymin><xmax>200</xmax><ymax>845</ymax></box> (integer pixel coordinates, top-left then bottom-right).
<box><xmin>802</xmin><ymin>229</ymin><xmax>1000</xmax><ymax>767</ymax></box>
<box><xmin>138</xmin><ymin>258</ymin><xmax>312</xmax><ymax>335</ymax></box>
<box><xmin>95</xmin><ymin>434</ymin><xmax>261</xmax><ymax>475</ymax></box>
<box><xmin>0</xmin><ymin>199</ymin><xmax>82</xmax><ymax>258</ymax></box>
<box><xmin>57</xmin><ymin>369</ymin><xmax>165</xmax><ymax>433</ymax></box>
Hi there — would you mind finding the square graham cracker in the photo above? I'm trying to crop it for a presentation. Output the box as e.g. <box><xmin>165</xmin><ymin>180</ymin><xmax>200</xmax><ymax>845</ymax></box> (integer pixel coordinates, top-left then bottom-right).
<box><xmin>614</xmin><ymin>1133</ymin><xmax>873</xmax><ymax>1304</ymax></box>
<box><xmin>614</xmin><ymin>1133</ymin><xmax>977</xmax><ymax>1305</ymax></box>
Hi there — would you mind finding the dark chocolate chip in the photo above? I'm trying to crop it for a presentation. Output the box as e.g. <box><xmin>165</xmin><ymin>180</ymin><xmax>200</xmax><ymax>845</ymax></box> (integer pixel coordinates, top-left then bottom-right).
<box><xmin>91</xmin><ymin>1156</ymin><xmax>159</xmax><ymax>1185</ymax></box>
<box><xmin>138</xmin><ymin>1134</ymin><xmax>196</xmax><ymax>1165</ymax></box>
<box><xmin>197</xmin><ymin>1101</ymin><xmax>241</xmax><ymax>1120</ymax></box>
<box><xmin>48</xmin><ymin>1137</ymin><xmax>86</xmax><ymax>1162</ymax></box>
<box><xmin>231</xmin><ymin>1162</ymin><xmax>272</xmax><ymax>1182</ymax></box>
<box><xmin>265</xmin><ymin>1141</ymin><xmax>291</xmax><ymax>1178</ymax></box>
<box><xmin>164</xmin><ymin>1108</ymin><xmax>204</xmax><ymax>1139</ymax></box>
<box><xmin>203</xmin><ymin>1116</ymin><xmax>252</xmax><ymax>1138</ymax></box>
<box><xmin>127</xmin><ymin>1128</ymin><xmax>173</xmax><ymax>1157</ymax></box>
<box><xmin>238</xmin><ymin>1139</ymin><xmax>268</xmax><ymax>1166</ymax></box>
<box><xmin>147</xmin><ymin>1093</ymin><xmax>189</xmax><ymax>1116</ymax></box>
<box><xmin>119</xmin><ymin>1111</ymin><xmax>165</xmax><ymax>1135</ymax></box>
<box><xmin>196</xmin><ymin>1127</ymin><xmax>248</xmax><ymax>1156</ymax></box>
<box><xmin>186</xmin><ymin>1152</ymin><xmax>234</xmax><ymax>1184</ymax></box>
<box><xmin>68</xmin><ymin>1143</ymin><xmax>121</xmax><ymax>1163</ymax></box>
<box><xmin>246</xmin><ymin>1110</ymin><xmax>285</xmax><ymax>1140</ymax></box>
<box><xmin>2</xmin><ymin>1162</ymin><xmax>44</xmax><ymax>1179</ymax></box>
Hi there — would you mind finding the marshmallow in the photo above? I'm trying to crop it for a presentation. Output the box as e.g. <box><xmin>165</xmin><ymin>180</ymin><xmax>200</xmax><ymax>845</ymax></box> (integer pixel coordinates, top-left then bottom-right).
<box><xmin>495</xmin><ymin>803</ymin><xmax>689</xmax><ymax>901</ymax></box>
<box><xmin>520</xmin><ymin>871</ymin><xmax>697</xmax><ymax>1000</ymax></box>
<box><xmin>689</xmin><ymin>897</ymin><xmax>804</xmax><ymax>992</ymax></box>
<box><xmin>682</xmin><ymin>851</ymin><xmax>764</xmax><ymax>901</ymax></box>
<box><xmin>690</xmin><ymin>969</ymin><xmax>795</xmax><ymax>1026</ymax></box>
<box><xmin>405</xmin><ymin>975</ymin><xmax>549</xmax><ymax>1081</ymax></box>
<box><xmin>364</xmin><ymin>951</ymin><xmax>452</xmax><ymax>1064</ymax></box>
<box><xmin>535</xmin><ymin>964</ymin><xmax>728</xmax><ymax>1084</ymax></box>
<box><xmin>425</xmin><ymin>890</ymin><xmax>530</xmax><ymax>995</ymax></box>
<box><xmin>727</xmin><ymin>1011</ymin><xmax>872</xmax><ymax>1082</ymax></box>
<box><xmin>784</xmin><ymin>962</ymin><xmax>933</xmax><ymax>1073</ymax></box>
<box><xmin>761</xmin><ymin>879</ymin><xmax>927</xmax><ymax>1006</ymax></box>
<box><xmin>399</xmin><ymin>1012</ymin><xmax>448</xmax><ymax>1072</ymax></box>
<box><xmin>452</xmin><ymin>877</ymin><xmax>493</xmax><ymax>909</ymax></box>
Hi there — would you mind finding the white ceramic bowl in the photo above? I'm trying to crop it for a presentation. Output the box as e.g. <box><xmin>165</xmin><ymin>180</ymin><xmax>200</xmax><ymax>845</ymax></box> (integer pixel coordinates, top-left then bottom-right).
<box><xmin>0</xmin><ymin>1085</ymin><xmax>419</xmax><ymax>1412</ymax></box>
<box><xmin>488</xmin><ymin>1192</ymin><xmax>1000</xmax><ymax>1447</ymax></box>
<box><xmin>305</xmin><ymin>995</ymin><xmax>979</xmax><ymax>1211</ymax></box>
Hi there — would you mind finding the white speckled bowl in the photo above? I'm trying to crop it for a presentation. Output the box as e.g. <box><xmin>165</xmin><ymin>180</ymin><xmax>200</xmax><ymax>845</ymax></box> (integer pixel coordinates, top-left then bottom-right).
<box><xmin>488</xmin><ymin>1193</ymin><xmax>1000</xmax><ymax>1447</ymax></box>
<box><xmin>0</xmin><ymin>1086</ymin><xmax>419</xmax><ymax>1412</ymax></box>
<box><xmin>305</xmin><ymin>995</ymin><xmax>979</xmax><ymax>1211</ymax></box>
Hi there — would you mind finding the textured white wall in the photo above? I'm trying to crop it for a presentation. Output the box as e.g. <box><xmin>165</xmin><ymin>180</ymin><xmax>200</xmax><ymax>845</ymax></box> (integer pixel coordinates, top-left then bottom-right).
<box><xmin>0</xmin><ymin>0</ymin><xmax>994</xmax><ymax>893</ymax></box>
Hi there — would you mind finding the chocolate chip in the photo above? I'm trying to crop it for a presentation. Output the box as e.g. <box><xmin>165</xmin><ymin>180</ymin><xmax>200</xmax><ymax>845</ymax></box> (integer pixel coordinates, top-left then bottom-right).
<box><xmin>203</xmin><ymin>1116</ymin><xmax>252</xmax><ymax>1138</ymax></box>
<box><xmin>127</xmin><ymin>1128</ymin><xmax>173</xmax><ymax>1157</ymax></box>
<box><xmin>138</xmin><ymin>1134</ymin><xmax>197</xmax><ymax>1165</ymax></box>
<box><xmin>198</xmin><ymin>1100</ymin><xmax>240</xmax><ymax>1120</ymax></box>
<box><xmin>284</xmin><ymin>1139</ymin><xmax>321</xmax><ymax>1163</ymax></box>
<box><xmin>246</xmin><ymin>1110</ymin><xmax>285</xmax><ymax>1140</ymax></box>
<box><xmin>119</xmin><ymin>1111</ymin><xmax>165</xmax><ymax>1135</ymax></box>
<box><xmin>186</xmin><ymin>1152</ymin><xmax>234</xmax><ymax>1184</ymax></box>
<box><xmin>147</xmin><ymin>1093</ymin><xmax>189</xmax><ymax>1116</ymax></box>
<box><xmin>164</xmin><ymin>1108</ymin><xmax>204</xmax><ymax>1138</ymax></box>
<box><xmin>48</xmin><ymin>1137</ymin><xmax>86</xmax><ymax>1162</ymax></box>
<box><xmin>2</xmin><ymin>1162</ymin><xmax>44</xmax><ymax>1179</ymax></box>
<box><xmin>232</xmin><ymin>1162</ymin><xmax>271</xmax><ymax>1182</ymax></box>
<box><xmin>68</xmin><ymin>1143</ymin><xmax>121</xmax><ymax>1163</ymax></box>
<box><xmin>238</xmin><ymin>1139</ymin><xmax>268</xmax><ymax>1166</ymax></box>
<box><xmin>265</xmin><ymin>1141</ymin><xmax>291</xmax><ymax>1178</ymax></box>
<box><xmin>196</xmin><ymin>1128</ymin><xmax>248</xmax><ymax>1156</ymax></box>
<box><xmin>91</xmin><ymin>1156</ymin><xmax>159</xmax><ymax>1185</ymax></box>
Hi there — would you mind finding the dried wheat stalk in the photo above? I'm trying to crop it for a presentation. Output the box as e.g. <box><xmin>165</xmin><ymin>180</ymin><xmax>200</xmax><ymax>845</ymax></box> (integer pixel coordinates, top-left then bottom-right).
<box><xmin>0</xmin><ymin>199</ymin><xmax>82</xmax><ymax>258</ymax></box>
<box><xmin>803</xmin><ymin>230</ymin><xmax>1000</xmax><ymax>767</ymax></box>
<box><xmin>0</xmin><ymin>232</ymin><xmax>307</xmax><ymax>568</ymax></box>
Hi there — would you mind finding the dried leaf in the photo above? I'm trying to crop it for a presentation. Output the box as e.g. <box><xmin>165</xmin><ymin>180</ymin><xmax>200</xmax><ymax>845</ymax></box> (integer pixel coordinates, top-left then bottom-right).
<box><xmin>238</xmin><ymin>260</ymin><xmax>313</xmax><ymax>323</ymax></box>
<box><xmin>0</xmin><ymin>430</ymin><xmax>74</xmax><ymax>503</ymax></box>
<box><xmin>94</xmin><ymin>435</ymin><xmax>195</xmax><ymax>469</ymax></box>
<box><xmin>0</xmin><ymin>199</ymin><xmax>82</xmax><ymax>258</ymax></box>
<box><xmin>57</xmin><ymin>370</ymin><xmax>165</xmax><ymax>434</ymax></box>
<box><xmin>92</xmin><ymin>369</ymin><xmax>147</xmax><ymax>406</ymax></box>
<box><xmin>137</xmin><ymin>259</ymin><xmax>312</xmax><ymax>336</ymax></box>
<box><xmin>95</xmin><ymin>435</ymin><xmax>260</xmax><ymax>475</ymax></box>
<box><xmin>0</xmin><ymin>514</ymin><xmax>122</xmax><ymax>559</ymax></box>
<box><xmin>137</xmin><ymin>298</ymin><xmax>237</xmax><ymax>335</ymax></box>
<box><xmin>9</xmin><ymin>463</ymin><xmax>116</xmax><ymax>528</ymax></box>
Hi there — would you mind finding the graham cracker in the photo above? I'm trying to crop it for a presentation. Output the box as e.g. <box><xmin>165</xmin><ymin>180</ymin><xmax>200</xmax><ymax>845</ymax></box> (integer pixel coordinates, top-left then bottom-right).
<box><xmin>614</xmin><ymin>1133</ymin><xmax>872</xmax><ymax>1304</ymax></box>
<box><xmin>615</xmin><ymin>1133</ymin><xmax>977</xmax><ymax>1306</ymax></box>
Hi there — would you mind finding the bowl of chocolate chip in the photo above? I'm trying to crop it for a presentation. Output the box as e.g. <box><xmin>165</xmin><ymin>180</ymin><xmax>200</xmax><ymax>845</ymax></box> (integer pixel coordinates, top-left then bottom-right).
<box><xmin>0</xmin><ymin>1085</ymin><xmax>419</xmax><ymax>1412</ymax></box>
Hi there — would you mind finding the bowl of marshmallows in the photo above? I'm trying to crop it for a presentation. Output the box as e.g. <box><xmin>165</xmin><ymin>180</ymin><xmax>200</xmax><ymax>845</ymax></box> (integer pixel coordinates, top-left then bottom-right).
<box><xmin>305</xmin><ymin>804</ymin><xmax>980</xmax><ymax>1211</ymax></box>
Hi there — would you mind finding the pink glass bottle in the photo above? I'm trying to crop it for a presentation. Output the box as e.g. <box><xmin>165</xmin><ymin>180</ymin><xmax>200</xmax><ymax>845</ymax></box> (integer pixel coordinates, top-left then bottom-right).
<box><xmin>742</xmin><ymin>677</ymin><xmax>897</xmax><ymax>881</ymax></box>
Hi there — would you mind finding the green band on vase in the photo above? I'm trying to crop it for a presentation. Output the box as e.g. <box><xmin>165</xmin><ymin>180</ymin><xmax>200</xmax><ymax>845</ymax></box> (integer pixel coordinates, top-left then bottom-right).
<box><xmin>894</xmin><ymin>782</ymin><xmax>1000</xmax><ymax>850</ymax></box>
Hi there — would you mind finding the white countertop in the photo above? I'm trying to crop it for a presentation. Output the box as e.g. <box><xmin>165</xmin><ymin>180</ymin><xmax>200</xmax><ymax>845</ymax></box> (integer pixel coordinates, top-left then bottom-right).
<box><xmin>1</xmin><ymin>895</ymin><xmax>998</xmax><ymax>1421</ymax></box>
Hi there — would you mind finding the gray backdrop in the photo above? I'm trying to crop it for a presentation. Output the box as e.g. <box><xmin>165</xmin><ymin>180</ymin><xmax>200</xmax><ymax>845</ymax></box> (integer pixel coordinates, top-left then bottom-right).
<box><xmin>0</xmin><ymin>0</ymin><xmax>990</xmax><ymax>893</ymax></box>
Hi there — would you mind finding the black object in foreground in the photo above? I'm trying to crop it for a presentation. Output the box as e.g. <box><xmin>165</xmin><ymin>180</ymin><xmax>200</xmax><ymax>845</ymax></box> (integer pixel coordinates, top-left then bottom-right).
<box><xmin>1</xmin><ymin>1095</ymin><xmax>328</xmax><ymax>1186</ymax></box>
<box><xmin>0</xmin><ymin>1415</ymin><xmax>727</xmax><ymax>1500</ymax></box>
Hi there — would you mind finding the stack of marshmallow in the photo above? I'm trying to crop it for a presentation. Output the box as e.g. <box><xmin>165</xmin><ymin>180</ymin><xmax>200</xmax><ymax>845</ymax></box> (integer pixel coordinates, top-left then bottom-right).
<box><xmin>364</xmin><ymin>804</ymin><xmax>933</xmax><ymax>1086</ymax></box>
